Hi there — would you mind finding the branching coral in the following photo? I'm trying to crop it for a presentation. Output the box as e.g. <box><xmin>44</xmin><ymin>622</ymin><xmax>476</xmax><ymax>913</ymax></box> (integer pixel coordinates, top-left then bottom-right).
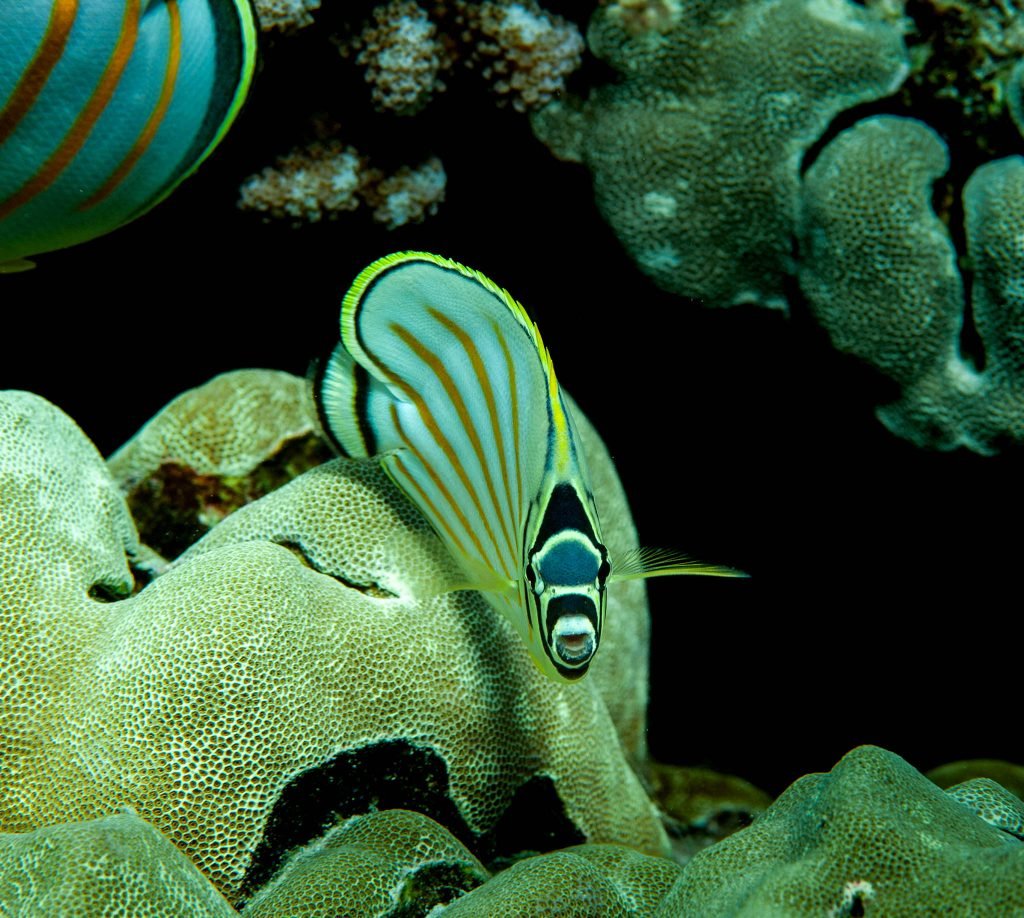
<box><xmin>237</xmin><ymin>141</ymin><xmax>447</xmax><ymax>228</ymax></box>
<box><xmin>238</xmin><ymin>0</ymin><xmax>583</xmax><ymax>226</ymax></box>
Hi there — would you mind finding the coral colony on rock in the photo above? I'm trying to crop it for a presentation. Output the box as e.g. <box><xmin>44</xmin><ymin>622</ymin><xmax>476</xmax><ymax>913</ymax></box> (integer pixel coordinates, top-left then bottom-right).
<box><xmin>2</xmin><ymin>0</ymin><xmax>1023</xmax><ymax>914</ymax></box>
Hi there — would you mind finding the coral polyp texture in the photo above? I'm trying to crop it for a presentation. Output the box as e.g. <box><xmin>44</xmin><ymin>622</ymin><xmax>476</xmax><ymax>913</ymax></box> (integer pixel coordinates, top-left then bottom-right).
<box><xmin>526</xmin><ymin>0</ymin><xmax>1024</xmax><ymax>452</ymax></box>
<box><xmin>532</xmin><ymin>0</ymin><xmax>910</xmax><ymax>310</ymax></box>
<box><xmin>658</xmin><ymin>746</ymin><xmax>1024</xmax><ymax>915</ymax></box>
<box><xmin>0</xmin><ymin>371</ymin><xmax>665</xmax><ymax>907</ymax></box>
<box><xmin>798</xmin><ymin>115</ymin><xmax>1024</xmax><ymax>452</ymax></box>
<box><xmin>0</xmin><ymin>812</ymin><xmax>235</xmax><ymax>917</ymax></box>
<box><xmin>5</xmin><ymin>372</ymin><xmax>1024</xmax><ymax>913</ymax></box>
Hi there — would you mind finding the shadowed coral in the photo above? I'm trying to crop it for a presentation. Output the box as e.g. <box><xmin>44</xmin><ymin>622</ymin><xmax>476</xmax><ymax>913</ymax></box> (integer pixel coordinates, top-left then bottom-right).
<box><xmin>0</xmin><ymin>372</ymin><xmax>664</xmax><ymax>905</ymax></box>
<box><xmin>107</xmin><ymin>369</ymin><xmax>331</xmax><ymax>558</ymax></box>
<box><xmin>532</xmin><ymin>0</ymin><xmax>909</xmax><ymax>309</ymax></box>
<box><xmin>658</xmin><ymin>745</ymin><xmax>1024</xmax><ymax>915</ymax></box>
<box><xmin>928</xmin><ymin>758</ymin><xmax>1024</xmax><ymax>802</ymax></box>
<box><xmin>647</xmin><ymin>762</ymin><xmax>771</xmax><ymax>860</ymax></box>
<box><xmin>0</xmin><ymin>811</ymin><xmax>235</xmax><ymax>916</ymax></box>
<box><xmin>798</xmin><ymin>115</ymin><xmax>1024</xmax><ymax>452</ymax></box>
<box><xmin>252</xmin><ymin>0</ymin><xmax>320</xmax><ymax>32</ymax></box>
<box><xmin>442</xmin><ymin>843</ymin><xmax>683</xmax><ymax>916</ymax></box>
<box><xmin>244</xmin><ymin>809</ymin><xmax>488</xmax><ymax>916</ymax></box>
<box><xmin>945</xmin><ymin>778</ymin><xmax>1024</xmax><ymax>841</ymax></box>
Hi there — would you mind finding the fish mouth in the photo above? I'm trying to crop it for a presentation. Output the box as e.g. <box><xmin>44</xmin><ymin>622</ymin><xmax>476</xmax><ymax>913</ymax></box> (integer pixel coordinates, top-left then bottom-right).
<box><xmin>552</xmin><ymin>613</ymin><xmax>596</xmax><ymax>666</ymax></box>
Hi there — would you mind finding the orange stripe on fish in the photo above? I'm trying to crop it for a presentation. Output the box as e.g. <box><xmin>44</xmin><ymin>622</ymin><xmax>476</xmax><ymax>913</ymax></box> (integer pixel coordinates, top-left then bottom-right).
<box><xmin>0</xmin><ymin>0</ymin><xmax>79</xmax><ymax>146</ymax></box>
<box><xmin>0</xmin><ymin>0</ymin><xmax>141</xmax><ymax>221</ymax></box>
<box><xmin>79</xmin><ymin>0</ymin><xmax>183</xmax><ymax>211</ymax></box>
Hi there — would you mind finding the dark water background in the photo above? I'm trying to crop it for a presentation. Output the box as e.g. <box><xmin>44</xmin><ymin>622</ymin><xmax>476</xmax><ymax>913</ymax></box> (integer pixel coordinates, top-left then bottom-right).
<box><xmin>2</xmin><ymin>0</ymin><xmax>1019</xmax><ymax>796</ymax></box>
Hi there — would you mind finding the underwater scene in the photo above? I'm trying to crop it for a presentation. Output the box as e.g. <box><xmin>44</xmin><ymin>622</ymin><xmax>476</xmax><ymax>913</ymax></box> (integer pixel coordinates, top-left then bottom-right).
<box><xmin>1</xmin><ymin>0</ymin><xmax>1023</xmax><ymax>913</ymax></box>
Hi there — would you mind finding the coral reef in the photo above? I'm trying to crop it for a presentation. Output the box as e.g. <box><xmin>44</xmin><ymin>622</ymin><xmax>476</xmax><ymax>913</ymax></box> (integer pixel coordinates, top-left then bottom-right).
<box><xmin>5</xmin><ymin>371</ymin><xmax>1024</xmax><ymax>913</ymax></box>
<box><xmin>529</xmin><ymin>0</ymin><xmax>1024</xmax><ymax>451</ymax></box>
<box><xmin>659</xmin><ymin>745</ymin><xmax>1024</xmax><ymax>914</ymax></box>
<box><xmin>798</xmin><ymin>115</ymin><xmax>1024</xmax><ymax>452</ymax></box>
<box><xmin>0</xmin><ymin>811</ymin><xmax>235</xmax><ymax>916</ymax></box>
<box><xmin>532</xmin><ymin>0</ymin><xmax>910</xmax><ymax>310</ymax></box>
<box><xmin>0</xmin><ymin>371</ymin><xmax>664</xmax><ymax>906</ymax></box>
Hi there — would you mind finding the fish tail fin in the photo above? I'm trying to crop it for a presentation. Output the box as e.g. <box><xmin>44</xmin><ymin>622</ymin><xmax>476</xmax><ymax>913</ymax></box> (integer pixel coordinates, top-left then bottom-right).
<box><xmin>609</xmin><ymin>546</ymin><xmax>748</xmax><ymax>583</ymax></box>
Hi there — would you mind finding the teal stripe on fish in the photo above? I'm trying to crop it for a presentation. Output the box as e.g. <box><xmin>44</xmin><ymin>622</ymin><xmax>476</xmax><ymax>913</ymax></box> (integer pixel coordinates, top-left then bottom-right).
<box><xmin>0</xmin><ymin>0</ymin><xmax>257</xmax><ymax>269</ymax></box>
<box><xmin>318</xmin><ymin>252</ymin><xmax>747</xmax><ymax>682</ymax></box>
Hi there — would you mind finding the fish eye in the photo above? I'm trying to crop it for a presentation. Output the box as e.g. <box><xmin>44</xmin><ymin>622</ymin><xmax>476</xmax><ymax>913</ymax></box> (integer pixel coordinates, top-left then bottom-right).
<box><xmin>525</xmin><ymin>563</ymin><xmax>543</xmax><ymax>595</ymax></box>
<box><xmin>598</xmin><ymin>552</ymin><xmax>610</xmax><ymax>584</ymax></box>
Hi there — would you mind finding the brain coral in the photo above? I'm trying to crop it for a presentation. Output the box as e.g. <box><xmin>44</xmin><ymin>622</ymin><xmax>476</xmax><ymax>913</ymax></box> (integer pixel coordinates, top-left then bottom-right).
<box><xmin>658</xmin><ymin>745</ymin><xmax>1024</xmax><ymax>915</ymax></box>
<box><xmin>0</xmin><ymin>373</ymin><xmax>664</xmax><ymax>906</ymax></box>
<box><xmin>531</xmin><ymin>0</ymin><xmax>909</xmax><ymax>309</ymax></box>
<box><xmin>798</xmin><ymin>115</ymin><xmax>1024</xmax><ymax>452</ymax></box>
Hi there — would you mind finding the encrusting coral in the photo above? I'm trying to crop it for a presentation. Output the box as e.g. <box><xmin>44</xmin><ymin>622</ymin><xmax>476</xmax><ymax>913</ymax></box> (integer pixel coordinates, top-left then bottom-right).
<box><xmin>0</xmin><ymin>812</ymin><xmax>235</xmax><ymax>917</ymax></box>
<box><xmin>532</xmin><ymin>0</ymin><xmax>910</xmax><ymax>310</ymax></box>
<box><xmin>4</xmin><ymin>372</ymin><xmax>1024</xmax><ymax>913</ymax></box>
<box><xmin>658</xmin><ymin>745</ymin><xmax>1024</xmax><ymax>915</ymax></box>
<box><xmin>529</xmin><ymin>0</ymin><xmax>1024</xmax><ymax>452</ymax></box>
<box><xmin>440</xmin><ymin>843</ymin><xmax>684</xmax><ymax>916</ymax></box>
<box><xmin>0</xmin><ymin>371</ymin><xmax>665</xmax><ymax>906</ymax></box>
<box><xmin>243</xmin><ymin>809</ymin><xmax>489</xmax><ymax>915</ymax></box>
<box><xmin>798</xmin><ymin>115</ymin><xmax>1024</xmax><ymax>452</ymax></box>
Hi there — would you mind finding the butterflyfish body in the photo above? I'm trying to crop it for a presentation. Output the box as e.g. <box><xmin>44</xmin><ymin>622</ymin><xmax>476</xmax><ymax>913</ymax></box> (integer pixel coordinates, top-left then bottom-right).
<box><xmin>318</xmin><ymin>252</ymin><xmax>743</xmax><ymax>682</ymax></box>
<box><xmin>0</xmin><ymin>0</ymin><xmax>258</xmax><ymax>271</ymax></box>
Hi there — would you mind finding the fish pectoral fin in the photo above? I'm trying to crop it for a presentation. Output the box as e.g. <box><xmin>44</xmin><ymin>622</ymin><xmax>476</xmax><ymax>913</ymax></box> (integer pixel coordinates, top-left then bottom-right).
<box><xmin>608</xmin><ymin>546</ymin><xmax>748</xmax><ymax>582</ymax></box>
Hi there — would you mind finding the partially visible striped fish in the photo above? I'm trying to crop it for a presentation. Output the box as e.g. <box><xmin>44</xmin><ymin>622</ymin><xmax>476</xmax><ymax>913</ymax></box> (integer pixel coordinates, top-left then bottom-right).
<box><xmin>0</xmin><ymin>0</ymin><xmax>258</xmax><ymax>272</ymax></box>
<box><xmin>318</xmin><ymin>252</ymin><xmax>744</xmax><ymax>682</ymax></box>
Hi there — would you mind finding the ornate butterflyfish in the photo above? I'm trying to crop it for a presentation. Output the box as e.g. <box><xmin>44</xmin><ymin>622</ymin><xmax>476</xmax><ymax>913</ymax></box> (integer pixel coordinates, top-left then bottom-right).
<box><xmin>0</xmin><ymin>0</ymin><xmax>258</xmax><ymax>272</ymax></box>
<box><xmin>317</xmin><ymin>252</ymin><xmax>744</xmax><ymax>682</ymax></box>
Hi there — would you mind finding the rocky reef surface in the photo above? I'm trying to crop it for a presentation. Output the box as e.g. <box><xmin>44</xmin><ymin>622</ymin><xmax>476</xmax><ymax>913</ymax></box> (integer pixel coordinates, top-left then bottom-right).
<box><xmin>2</xmin><ymin>370</ymin><xmax>1022</xmax><ymax>914</ymax></box>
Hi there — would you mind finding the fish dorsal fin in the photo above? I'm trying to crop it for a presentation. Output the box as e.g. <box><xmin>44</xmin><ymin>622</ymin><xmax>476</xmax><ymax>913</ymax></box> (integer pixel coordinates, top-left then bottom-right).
<box><xmin>327</xmin><ymin>252</ymin><xmax>561</xmax><ymax>590</ymax></box>
<box><xmin>609</xmin><ymin>546</ymin><xmax>747</xmax><ymax>583</ymax></box>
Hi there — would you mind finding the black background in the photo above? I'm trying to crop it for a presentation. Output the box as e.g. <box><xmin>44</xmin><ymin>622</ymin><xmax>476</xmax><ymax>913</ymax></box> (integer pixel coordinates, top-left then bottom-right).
<box><xmin>3</xmin><ymin>1</ymin><xmax>1019</xmax><ymax>796</ymax></box>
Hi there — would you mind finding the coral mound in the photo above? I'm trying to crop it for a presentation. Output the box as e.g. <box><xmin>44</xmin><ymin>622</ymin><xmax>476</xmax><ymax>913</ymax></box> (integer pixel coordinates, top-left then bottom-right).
<box><xmin>659</xmin><ymin>745</ymin><xmax>1024</xmax><ymax>915</ymax></box>
<box><xmin>532</xmin><ymin>0</ymin><xmax>909</xmax><ymax>309</ymax></box>
<box><xmin>0</xmin><ymin>372</ymin><xmax>663</xmax><ymax>906</ymax></box>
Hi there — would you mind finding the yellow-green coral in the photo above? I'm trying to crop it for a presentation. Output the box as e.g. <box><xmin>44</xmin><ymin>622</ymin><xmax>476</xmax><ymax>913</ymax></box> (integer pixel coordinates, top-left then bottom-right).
<box><xmin>245</xmin><ymin>809</ymin><xmax>489</xmax><ymax>916</ymax></box>
<box><xmin>0</xmin><ymin>372</ymin><xmax>665</xmax><ymax>907</ymax></box>
<box><xmin>0</xmin><ymin>811</ymin><xmax>235</xmax><ymax>916</ymax></box>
